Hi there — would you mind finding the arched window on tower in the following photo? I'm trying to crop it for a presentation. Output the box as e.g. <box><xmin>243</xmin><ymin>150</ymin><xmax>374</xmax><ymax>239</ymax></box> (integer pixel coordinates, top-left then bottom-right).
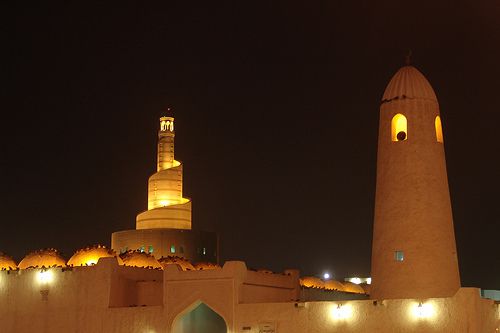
<box><xmin>391</xmin><ymin>114</ymin><xmax>408</xmax><ymax>142</ymax></box>
<box><xmin>435</xmin><ymin>116</ymin><xmax>443</xmax><ymax>143</ymax></box>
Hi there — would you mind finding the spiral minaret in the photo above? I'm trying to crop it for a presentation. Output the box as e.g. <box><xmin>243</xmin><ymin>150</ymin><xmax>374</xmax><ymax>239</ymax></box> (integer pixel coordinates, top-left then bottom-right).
<box><xmin>111</xmin><ymin>114</ymin><xmax>217</xmax><ymax>262</ymax></box>
<box><xmin>136</xmin><ymin>116</ymin><xmax>192</xmax><ymax>230</ymax></box>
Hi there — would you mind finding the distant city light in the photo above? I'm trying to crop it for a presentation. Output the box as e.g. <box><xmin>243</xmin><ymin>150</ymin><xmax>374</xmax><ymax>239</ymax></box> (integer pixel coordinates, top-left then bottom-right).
<box><xmin>351</xmin><ymin>277</ymin><xmax>362</xmax><ymax>284</ymax></box>
<box><xmin>323</xmin><ymin>273</ymin><xmax>330</xmax><ymax>280</ymax></box>
<box><xmin>344</xmin><ymin>276</ymin><xmax>371</xmax><ymax>285</ymax></box>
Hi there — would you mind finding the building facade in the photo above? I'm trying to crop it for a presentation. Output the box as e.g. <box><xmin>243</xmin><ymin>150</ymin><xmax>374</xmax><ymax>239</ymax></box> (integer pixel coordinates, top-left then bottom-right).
<box><xmin>0</xmin><ymin>64</ymin><xmax>498</xmax><ymax>333</ymax></box>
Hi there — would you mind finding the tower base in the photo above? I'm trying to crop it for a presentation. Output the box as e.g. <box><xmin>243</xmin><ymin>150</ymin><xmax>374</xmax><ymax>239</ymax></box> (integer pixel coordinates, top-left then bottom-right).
<box><xmin>111</xmin><ymin>228</ymin><xmax>218</xmax><ymax>263</ymax></box>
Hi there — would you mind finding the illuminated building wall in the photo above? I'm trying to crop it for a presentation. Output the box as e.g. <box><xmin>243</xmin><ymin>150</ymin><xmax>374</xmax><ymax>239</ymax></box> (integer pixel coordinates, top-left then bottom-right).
<box><xmin>371</xmin><ymin>65</ymin><xmax>461</xmax><ymax>300</ymax></box>
<box><xmin>0</xmin><ymin>259</ymin><xmax>498</xmax><ymax>332</ymax></box>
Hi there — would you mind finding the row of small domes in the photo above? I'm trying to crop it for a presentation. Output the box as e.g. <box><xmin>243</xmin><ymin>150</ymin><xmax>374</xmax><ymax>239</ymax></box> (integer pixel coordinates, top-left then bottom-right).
<box><xmin>1</xmin><ymin>249</ymin><xmax>368</xmax><ymax>294</ymax></box>
<box><xmin>0</xmin><ymin>247</ymin><xmax>220</xmax><ymax>271</ymax></box>
<box><xmin>300</xmin><ymin>276</ymin><xmax>369</xmax><ymax>294</ymax></box>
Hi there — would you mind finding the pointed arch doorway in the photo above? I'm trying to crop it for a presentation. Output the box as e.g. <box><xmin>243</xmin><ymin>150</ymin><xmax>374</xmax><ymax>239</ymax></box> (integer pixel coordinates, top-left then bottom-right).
<box><xmin>172</xmin><ymin>302</ymin><xmax>227</xmax><ymax>333</ymax></box>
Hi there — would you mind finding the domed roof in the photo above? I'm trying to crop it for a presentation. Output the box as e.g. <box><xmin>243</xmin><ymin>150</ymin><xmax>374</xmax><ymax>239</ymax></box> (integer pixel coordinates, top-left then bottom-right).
<box><xmin>193</xmin><ymin>262</ymin><xmax>221</xmax><ymax>271</ymax></box>
<box><xmin>300</xmin><ymin>276</ymin><xmax>325</xmax><ymax>289</ymax></box>
<box><xmin>67</xmin><ymin>245</ymin><xmax>122</xmax><ymax>267</ymax></box>
<box><xmin>382</xmin><ymin>66</ymin><xmax>437</xmax><ymax>103</ymax></box>
<box><xmin>158</xmin><ymin>256</ymin><xmax>194</xmax><ymax>271</ymax></box>
<box><xmin>342</xmin><ymin>281</ymin><xmax>366</xmax><ymax>294</ymax></box>
<box><xmin>121</xmin><ymin>251</ymin><xmax>162</xmax><ymax>269</ymax></box>
<box><xmin>324</xmin><ymin>280</ymin><xmax>345</xmax><ymax>291</ymax></box>
<box><xmin>0</xmin><ymin>252</ymin><xmax>17</xmax><ymax>270</ymax></box>
<box><xmin>18</xmin><ymin>249</ymin><xmax>66</xmax><ymax>269</ymax></box>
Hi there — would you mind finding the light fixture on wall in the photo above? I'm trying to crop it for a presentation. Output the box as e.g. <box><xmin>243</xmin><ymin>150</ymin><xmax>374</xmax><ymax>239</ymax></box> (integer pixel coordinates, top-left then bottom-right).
<box><xmin>413</xmin><ymin>302</ymin><xmax>434</xmax><ymax>319</ymax></box>
<box><xmin>330</xmin><ymin>303</ymin><xmax>352</xmax><ymax>320</ymax></box>
<box><xmin>37</xmin><ymin>269</ymin><xmax>54</xmax><ymax>285</ymax></box>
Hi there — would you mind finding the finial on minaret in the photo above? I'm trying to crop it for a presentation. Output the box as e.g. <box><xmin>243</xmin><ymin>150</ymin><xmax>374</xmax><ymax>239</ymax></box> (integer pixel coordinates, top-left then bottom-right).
<box><xmin>405</xmin><ymin>50</ymin><xmax>412</xmax><ymax>66</ymax></box>
<box><xmin>164</xmin><ymin>107</ymin><xmax>173</xmax><ymax>117</ymax></box>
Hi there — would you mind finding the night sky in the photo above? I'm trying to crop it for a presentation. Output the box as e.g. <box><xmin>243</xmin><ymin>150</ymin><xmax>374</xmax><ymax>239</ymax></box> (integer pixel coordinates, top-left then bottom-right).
<box><xmin>5</xmin><ymin>2</ymin><xmax>500</xmax><ymax>289</ymax></box>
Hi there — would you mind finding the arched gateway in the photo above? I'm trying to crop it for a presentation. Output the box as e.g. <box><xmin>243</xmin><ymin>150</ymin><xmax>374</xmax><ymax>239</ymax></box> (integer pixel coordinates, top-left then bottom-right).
<box><xmin>172</xmin><ymin>302</ymin><xmax>227</xmax><ymax>333</ymax></box>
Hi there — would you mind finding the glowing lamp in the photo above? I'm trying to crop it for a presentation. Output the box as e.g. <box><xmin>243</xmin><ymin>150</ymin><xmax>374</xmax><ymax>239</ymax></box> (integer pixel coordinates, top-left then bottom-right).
<box><xmin>323</xmin><ymin>273</ymin><xmax>330</xmax><ymax>280</ymax></box>
<box><xmin>330</xmin><ymin>303</ymin><xmax>352</xmax><ymax>320</ymax></box>
<box><xmin>37</xmin><ymin>269</ymin><xmax>54</xmax><ymax>285</ymax></box>
<box><xmin>159</xmin><ymin>200</ymin><xmax>170</xmax><ymax>207</ymax></box>
<box><xmin>413</xmin><ymin>302</ymin><xmax>434</xmax><ymax>319</ymax></box>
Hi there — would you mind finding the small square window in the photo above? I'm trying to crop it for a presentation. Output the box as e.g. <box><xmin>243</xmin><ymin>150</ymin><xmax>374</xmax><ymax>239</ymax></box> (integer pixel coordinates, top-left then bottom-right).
<box><xmin>170</xmin><ymin>245</ymin><xmax>176</xmax><ymax>253</ymax></box>
<box><xmin>394</xmin><ymin>250</ymin><xmax>404</xmax><ymax>262</ymax></box>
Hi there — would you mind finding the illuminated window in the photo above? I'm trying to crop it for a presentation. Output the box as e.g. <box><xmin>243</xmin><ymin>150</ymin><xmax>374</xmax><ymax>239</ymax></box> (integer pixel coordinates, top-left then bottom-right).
<box><xmin>435</xmin><ymin>116</ymin><xmax>443</xmax><ymax>143</ymax></box>
<box><xmin>139</xmin><ymin>246</ymin><xmax>145</xmax><ymax>253</ymax></box>
<box><xmin>148</xmin><ymin>245</ymin><xmax>154</xmax><ymax>254</ymax></box>
<box><xmin>391</xmin><ymin>114</ymin><xmax>408</xmax><ymax>141</ymax></box>
<box><xmin>170</xmin><ymin>245</ymin><xmax>176</xmax><ymax>253</ymax></box>
<box><xmin>202</xmin><ymin>247</ymin><xmax>206</xmax><ymax>255</ymax></box>
<box><xmin>394</xmin><ymin>250</ymin><xmax>404</xmax><ymax>262</ymax></box>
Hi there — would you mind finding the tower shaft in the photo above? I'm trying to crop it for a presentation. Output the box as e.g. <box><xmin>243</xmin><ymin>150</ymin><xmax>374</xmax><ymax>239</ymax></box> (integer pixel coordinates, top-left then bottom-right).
<box><xmin>370</xmin><ymin>66</ymin><xmax>460</xmax><ymax>300</ymax></box>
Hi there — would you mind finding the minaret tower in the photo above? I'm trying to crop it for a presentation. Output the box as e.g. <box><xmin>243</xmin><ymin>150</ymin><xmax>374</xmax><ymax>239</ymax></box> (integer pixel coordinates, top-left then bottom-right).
<box><xmin>157</xmin><ymin>115</ymin><xmax>176</xmax><ymax>171</ymax></box>
<box><xmin>136</xmin><ymin>114</ymin><xmax>191</xmax><ymax>229</ymax></box>
<box><xmin>112</xmin><ymin>112</ymin><xmax>218</xmax><ymax>262</ymax></box>
<box><xmin>370</xmin><ymin>64</ymin><xmax>461</xmax><ymax>299</ymax></box>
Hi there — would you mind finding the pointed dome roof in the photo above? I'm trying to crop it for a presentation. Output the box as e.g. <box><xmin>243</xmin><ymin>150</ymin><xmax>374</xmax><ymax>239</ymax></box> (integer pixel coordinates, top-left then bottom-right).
<box><xmin>382</xmin><ymin>66</ymin><xmax>438</xmax><ymax>103</ymax></box>
<box><xmin>0</xmin><ymin>252</ymin><xmax>17</xmax><ymax>270</ymax></box>
<box><xmin>18</xmin><ymin>249</ymin><xmax>66</xmax><ymax>269</ymax></box>
<box><xmin>121</xmin><ymin>251</ymin><xmax>162</xmax><ymax>269</ymax></box>
<box><xmin>67</xmin><ymin>245</ymin><xmax>122</xmax><ymax>267</ymax></box>
<box><xmin>159</xmin><ymin>256</ymin><xmax>194</xmax><ymax>271</ymax></box>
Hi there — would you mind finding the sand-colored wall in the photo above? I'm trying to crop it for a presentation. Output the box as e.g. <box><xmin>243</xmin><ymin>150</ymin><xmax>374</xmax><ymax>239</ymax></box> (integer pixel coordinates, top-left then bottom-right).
<box><xmin>0</xmin><ymin>259</ymin><xmax>164</xmax><ymax>333</ymax></box>
<box><xmin>235</xmin><ymin>288</ymin><xmax>499</xmax><ymax>333</ymax></box>
<box><xmin>0</xmin><ymin>259</ymin><xmax>498</xmax><ymax>333</ymax></box>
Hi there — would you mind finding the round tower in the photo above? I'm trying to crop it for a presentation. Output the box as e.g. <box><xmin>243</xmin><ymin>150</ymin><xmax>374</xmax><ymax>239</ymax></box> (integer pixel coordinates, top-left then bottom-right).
<box><xmin>370</xmin><ymin>65</ymin><xmax>461</xmax><ymax>300</ymax></box>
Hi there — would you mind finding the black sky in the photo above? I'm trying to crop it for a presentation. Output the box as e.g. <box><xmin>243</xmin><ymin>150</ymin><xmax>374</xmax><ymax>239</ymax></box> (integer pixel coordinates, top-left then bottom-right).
<box><xmin>4</xmin><ymin>1</ymin><xmax>500</xmax><ymax>289</ymax></box>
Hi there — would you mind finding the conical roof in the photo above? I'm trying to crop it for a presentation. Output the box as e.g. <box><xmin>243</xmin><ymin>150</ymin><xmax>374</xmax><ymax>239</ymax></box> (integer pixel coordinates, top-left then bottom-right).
<box><xmin>382</xmin><ymin>66</ymin><xmax>438</xmax><ymax>103</ymax></box>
